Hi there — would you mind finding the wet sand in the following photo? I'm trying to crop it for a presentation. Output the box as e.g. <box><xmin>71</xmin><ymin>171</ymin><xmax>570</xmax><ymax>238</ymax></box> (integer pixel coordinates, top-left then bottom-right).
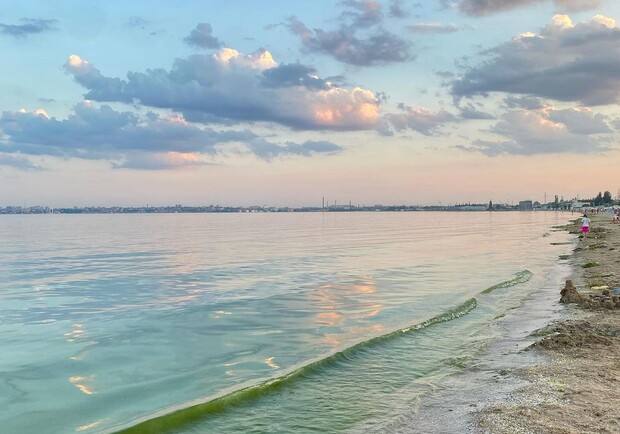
<box><xmin>477</xmin><ymin>212</ymin><xmax>620</xmax><ymax>434</ymax></box>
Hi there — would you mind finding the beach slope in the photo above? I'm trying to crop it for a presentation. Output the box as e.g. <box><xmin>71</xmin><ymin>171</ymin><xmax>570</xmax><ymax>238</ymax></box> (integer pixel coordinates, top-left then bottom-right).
<box><xmin>478</xmin><ymin>213</ymin><xmax>620</xmax><ymax>433</ymax></box>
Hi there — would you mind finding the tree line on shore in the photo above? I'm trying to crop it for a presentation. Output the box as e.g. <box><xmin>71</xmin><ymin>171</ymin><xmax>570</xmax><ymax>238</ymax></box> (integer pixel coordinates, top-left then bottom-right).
<box><xmin>590</xmin><ymin>191</ymin><xmax>614</xmax><ymax>206</ymax></box>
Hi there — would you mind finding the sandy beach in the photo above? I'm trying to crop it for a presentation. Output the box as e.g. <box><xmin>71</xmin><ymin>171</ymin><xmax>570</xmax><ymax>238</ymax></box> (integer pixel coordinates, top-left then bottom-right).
<box><xmin>477</xmin><ymin>212</ymin><xmax>620</xmax><ymax>434</ymax></box>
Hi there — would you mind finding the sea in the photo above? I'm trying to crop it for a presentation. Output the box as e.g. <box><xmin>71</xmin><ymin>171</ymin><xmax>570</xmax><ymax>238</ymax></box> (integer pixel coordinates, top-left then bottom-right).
<box><xmin>0</xmin><ymin>211</ymin><xmax>575</xmax><ymax>434</ymax></box>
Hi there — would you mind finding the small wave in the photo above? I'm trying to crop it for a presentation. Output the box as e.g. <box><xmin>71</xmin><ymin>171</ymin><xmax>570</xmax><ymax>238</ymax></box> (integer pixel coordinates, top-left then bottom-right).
<box><xmin>114</xmin><ymin>298</ymin><xmax>477</xmax><ymax>434</ymax></box>
<box><xmin>480</xmin><ymin>270</ymin><xmax>533</xmax><ymax>294</ymax></box>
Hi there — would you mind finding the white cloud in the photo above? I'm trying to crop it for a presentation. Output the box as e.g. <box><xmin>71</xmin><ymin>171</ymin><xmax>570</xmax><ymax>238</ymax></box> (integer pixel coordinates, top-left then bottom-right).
<box><xmin>452</xmin><ymin>15</ymin><xmax>620</xmax><ymax>106</ymax></box>
<box><xmin>0</xmin><ymin>104</ymin><xmax>344</xmax><ymax>169</ymax></box>
<box><xmin>0</xmin><ymin>153</ymin><xmax>43</xmax><ymax>170</ymax></box>
<box><xmin>184</xmin><ymin>23</ymin><xmax>224</xmax><ymax>49</ymax></box>
<box><xmin>382</xmin><ymin>106</ymin><xmax>456</xmax><ymax>135</ymax></box>
<box><xmin>458</xmin><ymin>107</ymin><xmax>613</xmax><ymax>155</ymax></box>
<box><xmin>64</xmin><ymin>49</ymin><xmax>381</xmax><ymax>131</ymax></box>
<box><xmin>546</xmin><ymin>107</ymin><xmax>611</xmax><ymax>134</ymax></box>
<box><xmin>554</xmin><ymin>0</ymin><xmax>603</xmax><ymax>12</ymax></box>
<box><xmin>284</xmin><ymin>12</ymin><xmax>412</xmax><ymax>66</ymax></box>
<box><xmin>112</xmin><ymin>152</ymin><xmax>213</xmax><ymax>170</ymax></box>
<box><xmin>408</xmin><ymin>23</ymin><xmax>459</xmax><ymax>34</ymax></box>
<box><xmin>452</xmin><ymin>0</ymin><xmax>602</xmax><ymax>16</ymax></box>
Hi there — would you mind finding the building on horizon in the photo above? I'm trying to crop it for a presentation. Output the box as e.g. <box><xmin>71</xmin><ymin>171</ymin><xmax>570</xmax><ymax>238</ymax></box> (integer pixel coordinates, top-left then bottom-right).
<box><xmin>518</xmin><ymin>200</ymin><xmax>533</xmax><ymax>211</ymax></box>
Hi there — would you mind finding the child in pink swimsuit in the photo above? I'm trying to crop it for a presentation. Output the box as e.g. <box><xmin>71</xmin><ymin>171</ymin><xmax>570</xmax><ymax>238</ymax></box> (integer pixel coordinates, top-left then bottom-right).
<box><xmin>581</xmin><ymin>214</ymin><xmax>590</xmax><ymax>240</ymax></box>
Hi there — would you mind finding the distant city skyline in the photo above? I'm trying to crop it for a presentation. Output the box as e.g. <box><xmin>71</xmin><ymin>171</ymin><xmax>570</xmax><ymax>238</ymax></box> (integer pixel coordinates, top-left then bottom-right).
<box><xmin>2</xmin><ymin>191</ymin><xmax>613</xmax><ymax>211</ymax></box>
<box><xmin>1</xmin><ymin>1</ymin><xmax>619</xmax><ymax>206</ymax></box>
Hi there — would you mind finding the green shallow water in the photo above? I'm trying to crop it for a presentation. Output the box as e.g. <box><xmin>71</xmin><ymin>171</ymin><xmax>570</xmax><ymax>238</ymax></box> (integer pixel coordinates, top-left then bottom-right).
<box><xmin>115</xmin><ymin>271</ymin><xmax>547</xmax><ymax>434</ymax></box>
<box><xmin>0</xmin><ymin>212</ymin><xmax>574</xmax><ymax>434</ymax></box>
<box><xmin>118</xmin><ymin>299</ymin><xmax>479</xmax><ymax>434</ymax></box>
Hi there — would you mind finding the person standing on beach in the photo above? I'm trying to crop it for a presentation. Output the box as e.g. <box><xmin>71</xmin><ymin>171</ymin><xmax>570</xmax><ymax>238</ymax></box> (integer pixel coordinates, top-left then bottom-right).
<box><xmin>581</xmin><ymin>214</ymin><xmax>591</xmax><ymax>240</ymax></box>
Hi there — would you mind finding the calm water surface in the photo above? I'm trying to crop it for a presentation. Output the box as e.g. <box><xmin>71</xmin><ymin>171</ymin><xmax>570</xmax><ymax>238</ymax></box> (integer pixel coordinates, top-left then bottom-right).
<box><xmin>0</xmin><ymin>212</ymin><xmax>574</xmax><ymax>433</ymax></box>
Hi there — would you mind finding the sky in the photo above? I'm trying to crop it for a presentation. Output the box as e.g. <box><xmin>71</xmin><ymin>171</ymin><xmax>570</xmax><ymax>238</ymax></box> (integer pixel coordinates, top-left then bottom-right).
<box><xmin>1</xmin><ymin>0</ymin><xmax>620</xmax><ymax>207</ymax></box>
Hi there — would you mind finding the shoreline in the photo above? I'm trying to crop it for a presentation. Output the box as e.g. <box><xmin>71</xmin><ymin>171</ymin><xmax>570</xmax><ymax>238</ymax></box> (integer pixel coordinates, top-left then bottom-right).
<box><xmin>396</xmin><ymin>212</ymin><xmax>575</xmax><ymax>433</ymax></box>
<box><xmin>476</xmin><ymin>212</ymin><xmax>620</xmax><ymax>433</ymax></box>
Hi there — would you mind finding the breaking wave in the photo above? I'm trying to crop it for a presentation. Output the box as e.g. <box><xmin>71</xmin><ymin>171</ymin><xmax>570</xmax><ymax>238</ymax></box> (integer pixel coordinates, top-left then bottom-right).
<box><xmin>115</xmin><ymin>297</ymin><xmax>478</xmax><ymax>434</ymax></box>
<box><xmin>480</xmin><ymin>270</ymin><xmax>533</xmax><ymax>294</ymax></box>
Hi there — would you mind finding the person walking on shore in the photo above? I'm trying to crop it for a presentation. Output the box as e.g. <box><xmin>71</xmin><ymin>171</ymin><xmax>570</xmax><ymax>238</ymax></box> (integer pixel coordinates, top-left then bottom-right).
<box><xmin>581</xmin><ymin>214</ymin><xmax>591</xmax><ymax>240</ymax></box>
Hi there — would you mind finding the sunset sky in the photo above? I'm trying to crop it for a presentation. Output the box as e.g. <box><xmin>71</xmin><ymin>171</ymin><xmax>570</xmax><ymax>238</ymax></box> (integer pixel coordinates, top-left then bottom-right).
<box><xmin>1</xmin><ymin>0</ymin><xmax>619</xmax><ymax>207</ymax></box>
